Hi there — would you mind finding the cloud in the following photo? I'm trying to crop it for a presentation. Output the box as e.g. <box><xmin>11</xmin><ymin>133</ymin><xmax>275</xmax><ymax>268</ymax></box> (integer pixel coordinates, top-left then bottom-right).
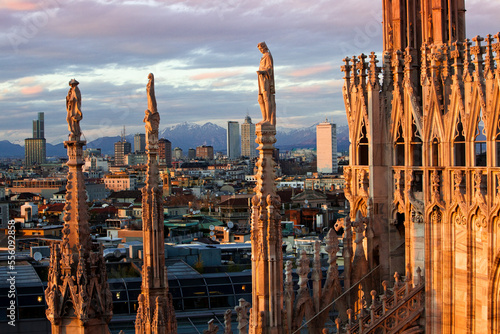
<box><xmin>0</xmin><ymin>0</ymin><xmax>38</xmax><ymax>11</ymax></box>
<box><xmin>0</xmin><ymin>0</ymin><xmax>498</xmax><ymax>145</ymax></box>
<box><xmin>190</xmin><ymin>70</ymin><xmax>243</xmax><ymax>81</ymax></box>
<box><xmin>20</xmin><ymin>85</ymin><xmax>43</xmax><ymax>95</ymax></box>
<box><xmin>289</xmin><ymin>64</ymin><xmax>333</xmax><ymax>77</ymax></box>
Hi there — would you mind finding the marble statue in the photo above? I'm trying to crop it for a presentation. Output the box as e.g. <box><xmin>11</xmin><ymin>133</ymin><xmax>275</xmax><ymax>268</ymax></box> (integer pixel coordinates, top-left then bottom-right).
<box><xmin>257</xmin><ymin>41</ymin><xmax>276</xmax><ymax>126</ymax></box>
<box><xmin>143</xmin><ymin>73</ymin><xmax>160</xmax><ymax>147</ymax></box>
<box><xmin>66</xmin><ymin>79</ymin><xmax>82</xmax><ymax>140</ymax></box>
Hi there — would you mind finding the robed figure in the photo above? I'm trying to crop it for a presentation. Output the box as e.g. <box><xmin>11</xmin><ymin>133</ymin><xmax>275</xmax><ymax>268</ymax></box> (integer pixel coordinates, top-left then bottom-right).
<box><xmin>257</xmin><ymin>41</ymin><xmax>276</xmax><ymax>126</ymax></box>
<box><xmin>66</xmin><ymin>79</ymin><xmax>82</xmax><ymax>140</ymax></box>
<box><xmin>143</xmin><ymin>73</ymin><xmax>160</xmax><ymax>148</ymax></box>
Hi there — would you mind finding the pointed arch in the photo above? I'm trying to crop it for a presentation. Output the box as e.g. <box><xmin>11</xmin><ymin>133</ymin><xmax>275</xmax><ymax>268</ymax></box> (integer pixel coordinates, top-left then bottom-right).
<box><xmin>391</xmin><ymin>90</ymin><xmax>405</xmax><ymax>141</ymax></box>
<box><xmin>356</xmin><ymin>117</ymin><xmax>369</xmax><ymax>166</ymax></box>
<box><xmin>445</xmin><ymin>84</ymin><xmax>466</xmax><ymax>143</ymax></box>
<box><xmin>487</xmin><ymin>82</ymin><xmax>500</xmax><ymax>166</ymax></box>
<box><xmin>423</xmin><ymin>96</ymin><xmax>445</xmax><ymax>143</ymax></box>
<box><xmin>411</xmin><ymin>115</ymin><xmax>423</xmax><ymax>166</ymax></box>
<box><xmin>453</xmin><ymin>113</ymin><xmax>466</xmax><ymax>166</ymax></box>
<box><xmin>468</xmin><ymin>80</ymin><xmax>488</xmax><ymax>139</ymax></box>
<box><xmin>394</xmin><ymin>121</ymin><xmax>405</xmax><ymax>166</ymax></box>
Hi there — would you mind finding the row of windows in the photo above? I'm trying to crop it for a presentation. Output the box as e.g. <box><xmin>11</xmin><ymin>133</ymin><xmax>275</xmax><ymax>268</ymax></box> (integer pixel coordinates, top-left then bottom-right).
<box><xmin>356</xmin><ymin>140</ymin><xmax>499</xmax><ymax>167</ymax></box>
<box><xmin>355</xmin><ymin>115</ymin><xmax>500</xmax><ymax>167</ymax></box>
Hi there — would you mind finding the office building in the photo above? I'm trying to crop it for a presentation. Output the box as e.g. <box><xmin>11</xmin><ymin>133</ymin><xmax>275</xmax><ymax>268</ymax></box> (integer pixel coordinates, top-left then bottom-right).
<box><xmin>173</xmin><ymin>147</ymin><xmax>183</xmax><ymax>160</ymax></box>
<box><xmin>316</xmin><ymin>120</ymin><xmax>338</xmax><ymax>174</ymax></box>
<box><xmin>114</xmin><ymin>140</ymin><xmax>131</xmax><ymax>166</ymax></box>
<box><xmin>227</xmin><ymin>121</ymin><xmax>240</xmax><ymax>159</ymax></box>
<box><xmin>134</xmin><ymin>133</ymin><xmax>146</xmax><ymax>153</ymax></box>
<box><xmin>188</xmin><ymin>148</ymin><xmax>196</xmax><ymax>160</ymax></box>
<box><xmin>196</xmin><ymin>145</ymin><xmax>214</xmax><ymax>160</ymax></box>
<box><xmin>159</xmin><ymin>138</ymin><xmax>172</xmax><ymax>166</ymax></box>
<box><xmin>241</xmin><ymin>116</ymin><xmax>257</xmax><ymax>158</ymax></box>
<box><xmin>25</xmin><ymin>112</ymin><xmax>46</xmax><ymax>166</ymax></box>
<box><xmin>33</xmin><ymin>112</ymin><xmax>44</xmax><ymax>139</ymax></box>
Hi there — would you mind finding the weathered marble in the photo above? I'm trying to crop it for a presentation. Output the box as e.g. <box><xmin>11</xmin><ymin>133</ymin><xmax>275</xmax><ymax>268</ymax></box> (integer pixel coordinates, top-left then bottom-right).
<box><xmin>45</xmin><ymin>79</ymin><xmax>112</xmax><ymax>334</ymax></box>
<box><xmin>343</xmin><ymin>0</ymin><xmax>500</xmax><ymax>332</ymax></box>
<box><xmin>135</xmin><ymin>73</ymin><xmax>177</xmax><ymax>334</ymax></box>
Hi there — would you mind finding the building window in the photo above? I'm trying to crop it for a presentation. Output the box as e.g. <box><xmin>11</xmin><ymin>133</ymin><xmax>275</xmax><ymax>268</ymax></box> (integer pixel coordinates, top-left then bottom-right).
<box><xmin>394</xmin><ymin>123</ymin><xmax>405</xmax><ymax>166</ymax></box>
<box><xmin>474</xmin><ymin>113</ymin><xmax>487</xmax><ymax>166</ymax></box>
<box><xmin>413</xmin><ymin>171</ymin><xmax>423</xmax><ymax>192</ymax></box>
<box><xmin>454</xmin><ymin>117</ymin><xmax>466</xmax><ymax>166</ymax></box>
<box><xmin>431</xmin><ymin>138</ymin><xmax>440</xmax><ymax>167</ymax></box>
<box><xmin>357</xmin><ymin>123</ymin><xmax>369</xmax><ymax>166</ymax></box>
<box><xmin>411</xmin><ymin>120</ymin><xmax>422</xmax><ymax>166</ymax></box>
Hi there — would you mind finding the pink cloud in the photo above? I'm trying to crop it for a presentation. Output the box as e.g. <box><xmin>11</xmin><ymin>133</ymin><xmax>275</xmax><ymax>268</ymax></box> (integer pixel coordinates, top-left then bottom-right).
<box><xmin>1</xmin><ymin>0</ymin><xmax>38</xmax><ymax>11</ymax></box>
<box><xmin>290</xmin><ymin>64</ymin><xmax>333</xmax><ymax>77</ymax></box>
<box><xmin>190</xmin><ymin>70</ymin><xmax>242</xmax><ymax>81</ymax></box>
<box><xmin>289</xmin><ymin>85</ymin><xmax>323</xmax><ymax>94</ymax></box>
<box><xmin>21</xmin><ymin>85</ymin><xmax>43</xmax><ymax>95</ymax></box>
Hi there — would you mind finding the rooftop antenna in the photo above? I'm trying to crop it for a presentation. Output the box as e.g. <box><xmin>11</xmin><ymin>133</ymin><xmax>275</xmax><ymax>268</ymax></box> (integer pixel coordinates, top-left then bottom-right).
<box><xmin>121</xmin><ymin>125</ymin><xmax>126</xmax><ymax>142</ymax></box>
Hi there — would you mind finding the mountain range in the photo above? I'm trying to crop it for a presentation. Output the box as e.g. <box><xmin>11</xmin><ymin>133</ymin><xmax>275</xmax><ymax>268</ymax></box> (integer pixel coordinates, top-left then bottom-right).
<box><xmin>0</xmin><ymin>122</ymin><xmax>349</xmax><ymax>158</ymax></box>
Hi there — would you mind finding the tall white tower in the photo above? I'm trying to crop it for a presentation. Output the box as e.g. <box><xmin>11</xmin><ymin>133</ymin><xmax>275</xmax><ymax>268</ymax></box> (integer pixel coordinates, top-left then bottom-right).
<box><xmin>227</xmin><ymin>121</ymin><xmax>240</xmax><ymax>159</ymax></box>
<box><xmin>316</xmin><ymin>120</ymin><xmax>338</xmax><ymax>174</ymax></box>
<box><xmin>241</xmin><ymin>115</ymin><xmax>257</xmax><ymax>158</ymax></box>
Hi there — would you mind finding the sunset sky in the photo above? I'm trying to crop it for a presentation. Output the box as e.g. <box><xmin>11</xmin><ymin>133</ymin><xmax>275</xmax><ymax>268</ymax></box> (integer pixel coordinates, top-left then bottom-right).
<box><xmin>1</xmin><ymin>0</ymin><xmax>500</xmax><ymax>145</ymax></box>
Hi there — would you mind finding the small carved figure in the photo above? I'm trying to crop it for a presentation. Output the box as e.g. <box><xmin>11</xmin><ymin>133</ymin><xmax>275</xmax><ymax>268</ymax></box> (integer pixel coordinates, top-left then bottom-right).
<box><xmin>257</xmin><ymin>42</ymin><xmax>276</xmax><ymax>126</ymax></box>
<box><xmin>235</xmin><ymin>298</ymin><xmax>251</xmax><ymax>334</ymax></box>
<box><xmin>66</xmin><ymin>79</ymin><xmax>82</xmax><ymax>140</ymax></box>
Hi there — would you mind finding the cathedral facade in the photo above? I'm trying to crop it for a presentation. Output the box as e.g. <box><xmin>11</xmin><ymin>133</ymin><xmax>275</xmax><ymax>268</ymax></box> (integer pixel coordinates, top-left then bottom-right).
<box><xmin>342</xmin><ymin>0</ymin><xmax>500</xmax><ymax>332</ymax></box>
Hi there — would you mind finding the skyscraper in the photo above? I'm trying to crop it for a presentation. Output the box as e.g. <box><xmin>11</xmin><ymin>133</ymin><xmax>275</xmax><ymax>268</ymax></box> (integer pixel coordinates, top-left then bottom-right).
<box><xmin>134</xmin><ymin>133</ymin><xmax>146</xmax><ymax>153</ymax></box>
<box><xmin>227</xmin><ymin>121</ymin><xmax>240</xmax><ymax>159</ymax></box>
<box><xmin>33</xmin><ymin>112</ymin><xmax>44</xmax><ymax>139</ymax></box>
<box><xmin>241</xmin><ymin>115</ymin><xmax>257</xmax><ymax>158</ymax></box>
<box><xmin>25</xmin><ymin>138</ymin><xmax>46</xmax><ymax>166</ymax></box>
<box><xmin>316</xmin><ymin>120</ymin><xmax>337</xmax><ymax>174</ymax></box>
<box><xmin>114</xmin><ymin>141</ymin><xmax>131</xmax><ymax>166</ymax></box>
<box><xmin>25</xmin><ymin>112</ymin><xmax>46</xmax><ymax>166</ymax></box>
<box><xmin>158</xmin><ymin>138</ymin><xmax>172</xmax><ymax>166</ymax></box>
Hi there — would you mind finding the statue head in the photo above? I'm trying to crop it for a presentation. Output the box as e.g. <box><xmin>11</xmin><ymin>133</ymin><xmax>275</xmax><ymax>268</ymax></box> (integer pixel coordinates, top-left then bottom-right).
<box><xmin>257</xmin><ymin>41</ymin><xmax>268</xmax><ymax>53</ymax></box>
<box><xmin>69</xmin><ymin>78</ymin><xmax>79</xmax><ymax>87</ymax></box>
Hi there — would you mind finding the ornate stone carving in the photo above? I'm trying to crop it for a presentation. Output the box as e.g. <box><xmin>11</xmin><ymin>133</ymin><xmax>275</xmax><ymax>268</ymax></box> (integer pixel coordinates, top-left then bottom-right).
<box><xmin>358</xmin><ymin>168</ymin><xmax>369</xmax><ymax>198</ymax></box>
<box><xmin>393</xmin><ymin>169</ymin><xmax>405</xmax><ymax>213</ymax></box>
<box><xmin>406</xmin><ymin>172</ymin><xmax>424</xmax><ymax>223</ymax></box>
<box><xmin>66</xmin><ymin>79</ymin><xmax>82</xmax><ymax>141</ymax></box>
<box><xmin>235</xmin><ymin>298</ymin><xmax>251</xmax><ymax>334</ymax></box>
<box><xmin>250</xmin><ymin>72</ymin><xmax>283</xmax><ymax>331</ymax></box>
<box><xmin>136</xmin><ymin>73</ymin><xmax>177</xmax><ymax>334</ymax></box>
<box><xmin>257</xmin><ymin>41</ymin><xmax>276</xmax><ymax>126</ymax></box>
<box><xmin>431</xmin><ymin>206</ymin><xmax>442</xmax><ymax>224</ymax></box>
<box><xmin>204</xmin><ymin>319</ymin><xmax>219</xmax><ymax>334</ymax></box>
<box><xmin>45</xmin><ymin>80</ymin><xmax>112</xmax><ymax>333</ymax></box>
<box><xmin>343</xmin><ymin>167</ymin><xmax>353</xmax><ymax>203</ymax></box>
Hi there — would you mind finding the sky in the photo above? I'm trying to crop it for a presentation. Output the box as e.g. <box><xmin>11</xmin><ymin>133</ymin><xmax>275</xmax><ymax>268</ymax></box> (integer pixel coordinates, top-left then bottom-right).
<box><xmin>1</xmin><ymin>0</ymin><xmax>500</xmax><ymax>145</ymax></box>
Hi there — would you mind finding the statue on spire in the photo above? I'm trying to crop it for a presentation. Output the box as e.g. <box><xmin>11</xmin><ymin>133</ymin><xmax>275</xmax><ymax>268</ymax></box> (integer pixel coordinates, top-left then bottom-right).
<box><xmin>144</xmin><ymin>73</ymin><xmax>160</xmax><ymax>148</ymax></box>
<box><xmin>66</xmin><ymin>79</ymin><xmax>82</xmax><ymax>140</ymax></box>
<box><xmin>257</xmin><ymin>41</ymin><xmax>276</xmax><ymax>127</ymax></box>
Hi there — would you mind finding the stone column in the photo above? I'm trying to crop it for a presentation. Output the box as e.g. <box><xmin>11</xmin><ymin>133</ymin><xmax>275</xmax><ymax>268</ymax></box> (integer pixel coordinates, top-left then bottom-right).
<box><xmin>135</xmin><ymin>73</ymin><xmax>177</xmax><ymax>334</ymax></box>
<box><xmin>249</xmin><ymin>122</ymin><xmax>283</xmax><ymax>334</ymax></box>
<box><xmin>45</xmin><ymin>79</ymin><xmax>112</xmax><ymax>334</ymax></box>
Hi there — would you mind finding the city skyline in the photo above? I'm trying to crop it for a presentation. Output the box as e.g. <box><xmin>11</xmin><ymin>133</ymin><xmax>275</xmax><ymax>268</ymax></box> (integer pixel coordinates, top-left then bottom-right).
<box><xmin>1</xmin><ymin>0</ymin><xmax>499</xmax><ymax>146</ymax></box>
